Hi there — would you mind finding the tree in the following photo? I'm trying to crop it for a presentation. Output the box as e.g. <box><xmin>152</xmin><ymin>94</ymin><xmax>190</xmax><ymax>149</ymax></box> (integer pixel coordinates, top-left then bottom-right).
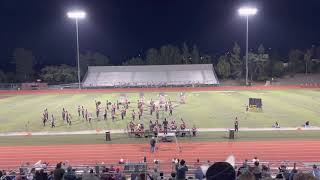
<box><xmin>315</xmin><ymin>46</ymin><xmax>320</xmax><ymax>59</ymax></box>
<box><xmin>313</xmin><ymin>46</ymin><xmax>320</xmax><ymax>72</ymax></box>
<box><xmin>159</xmin><ymin>45</ymin><xmax>181</xmax><ymax>64</ymax></box>
<box><xmin>229</xmin><ymin>42</ymin><xmax>242</xmax><ymax>78</ymax></box>
<box><xmin>122</xmin><ymin>57</ymin><xmax>145</xmax><ymax>65</ymax></box>
<box><xmin>79</xmin><ymin>51</ymin><xmax>110</xmax><ymax>77</ymax></box>
<box><xmin>303</xmin><ymin>49</ymin><xmax>313</xmax><ymax>74</ymax></box>
<box><xmin>258</xmin><ymin>44</ymin><xmax>265</xmax><ymax>54</ymax></box>
<box><xmin>0</xmin><ymin>70</ymin><xmax>6</xmax><ymax>82</ymax></box>
<box><xmin>271</xmin><ymin>61</ymin><xmax>284</xmax><ymax>77</ymax></box>
<box><xmin>216</xmin><ymin>55</ymin><xmax>231</xmax><ymax>79</ymax></box>
<box><xmin>40</xmin><ymin>65</ymin><xmax>77</xmax><ymax>84</ymax></box>
<box><xmin>268</xmin><ymin>49</ymin><xmax>282</xmax><ymax>77</ymax></box>
<box><xmin>248</xmin><ymin>44</ymin><xmax>270</xmax><ymax>81</ymax></box>
<box><xmin>200</xmin><ymin>55</ymin><xmax>212</xmax><ymax>64</ymax></box>
<box><xmin>12</xmin><ymin>48</ymin><xmax>35</xmax><ymax>81</ymax></box>
<box><xmin>191</xmin><ymin>45</ymin><xmax>200</xmax><ymax>64</ymax></box>
<box><xmin>5</xmin><ymin>72</ymin><xmax>16</xmax><ymax>83</ymax></box>
<box><xmin>288</xmin><ymin>49</ymin><xmax>304</xmax><ymax>73</ymax></box>
<box><xmin>181</xmin><ymin>42</ymin><xmax>191</xmax><ymax>64</ymax></box>
<box><xmin>146</xmin><ymin>48</ymin><xmax>161</xmax><ymax>65</ymax></box>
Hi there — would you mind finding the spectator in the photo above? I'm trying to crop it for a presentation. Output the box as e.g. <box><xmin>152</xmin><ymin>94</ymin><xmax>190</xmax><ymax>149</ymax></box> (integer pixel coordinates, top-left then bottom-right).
<box><xmin>94</xmin><ymin>164</ymin><xmax>100</xmax><ymax>174</ymax></box>
<box><xmin>171</xmin><ymin>172</ymin><xmax>176</xmax><ymax>179</ymax></box>
<box><xmin>114</xmin><ymin>168</ymin><xmax>124</xmax><ymax>180</ymax></box>
<box><xmin>100</xmin><ymin>168</ymin><xmax>111</xmax><ymax>180</ymax></box>
<box><xmin>139</xmin><ymin>173</ymin><xmax>147</xmax><ymax>180</ymax></box>
<box><xmin>152</xmin><ymin>168</ymin><xmax>159</xmax><ymax>180</ymax></box>
<box><xmin>53</xmin><ymin>163</ymin><xmax>65</xmax><ymax>180</ymax></box>
<box><xmin>61</xmin><ymin>162</ymin><xmax>67</xmax><ymax>171</ymax></box>
<box><xmin>35</xmin><ymin>169</ymin><xmax>48</xmax><ymax>180</ymax></box>
<box><xmin>289</xmin><ymin>163</ymin><xmax>298</xmax><ymax>180</ymax></box>
<box><xmin>84</xmin><ymin>166</ymin><xmax>90</xmax><ymax>174</ymax></box>
<box><xmin>194</xmin><ymin>158</ymin><xmax>201</xmax><ymax>168</ymax></box>
<box><xmin>252</xmin><ymin>161</ymin><xmax>262</xmax><ymax>180</ymax></box>
<box><xmin>130</xmin><ymin>167</ymin><xmax>140</xmax><ymax>180</ymax></box>
<box><xmin>194</xmin><ymin>166</ymin><xmax>204</xmax><ymax>180</ymax></box>
<box><xmin>261</xmin><ymin>178</ymin><xmax>273</xmax><ymax>180</ymax></box>
<box><xmin>261</xmin><ymin>165</ymin><xmax>271</xmax><ymax>178</ymax></box>
<box><xmin>27</xmin><ymin>172</ymin><xmax>34</xmax><ymax>180</ymax></box>
<box><xmin>82</xmin><ymin>169</ymin><xmax>99</xmax><ymax>180</ymax></box>
<box><xmin>119</xmin><ymin>158</ymin><xmax>124</xmax><ymax>165</ymax></box>
<box><xmin>110</xmin><ymin>165</ymin><xmax>115</xmax><ymax>172</ymax></box>
<box><xmin>175</xmin><ymin>159</ymin><xmax>188</xmax><ymax>180</ymax></box>
<box><xmin>294</xmin><ymin>172</ymin><xmax>316</xmax><ymax>180</ymax></box>
<box><xmin>312</xmin><ymin>165</ymin><xmax>320</xmax><ymax>180</ymax></box>
<box><xmin>238</xmin><ymin>171</ymin><xmax>255</xmax><ymax>180</ymax></box>
<box><xmin>16</xmin><ymin>173</ymin><xmax>23</xmax><ymax>180</ymax></box>
<box><xmin>153</xmin><ymin>160</ymin><xmax>160</xmax><ymax>171</ymax></box>
<box><xmin>252</xmin><ymin>157</ymin><xmax>259</xmax><ymax>163</ymax></box>
<box><xmin>160</xmin><ymin>172</ymin><xmax>164</xmax><ymax>179</ymax></box>
<box><xmin>63</xmin><ymin>166</ymin><xmax>76</xmax><ymax>180</ymax></box>
<box><xmin>47</xmin><ymin>171</ymin><xmax>54</xmax><ymax>180</ymax></box>
<box><xmin>237</xmin><ymin>160</ymin><xmax>249</xmax><ymax>176</ymax></box>
<box><xmin>277</xmin><ymin>165</ymin><xmax>290</xmax><ymax>180</ymax></box>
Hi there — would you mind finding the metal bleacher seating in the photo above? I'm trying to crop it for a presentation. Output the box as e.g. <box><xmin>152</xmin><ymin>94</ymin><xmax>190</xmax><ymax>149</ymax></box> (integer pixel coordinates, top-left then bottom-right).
<box><xmin>83</xmin><ymin>64</ymin><xmax>219</xmax><ymax>87</ymax></box>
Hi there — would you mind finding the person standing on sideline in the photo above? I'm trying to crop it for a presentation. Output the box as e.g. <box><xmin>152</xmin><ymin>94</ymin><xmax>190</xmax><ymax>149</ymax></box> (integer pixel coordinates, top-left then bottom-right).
<box><xmin>81</xmin><ymin>106</ymin><xmax>85</xmax><ymax>118</ymax></box>
<box><xmin>150</xmin><ymin>137</ymin><xmax>156</xmax><ymax>153</ymax></box>
<box><xmin>78</xmin><ymin>106</ymin><xmax>81</xmax><ymax>117</ymax></box>
<box><xmin>234</xmin><ymin>117</ymin><xmax>239</xmax><ymax>132</ymax></box>
<box><xmin>104</xmin><ymin>109</ymin><xmax>107</xmax><ymax>120</ymax></box>
<box><xmin>51</xmin><ymin>115</ymin><xmax>55</xmax><ymax>128</ymax></box>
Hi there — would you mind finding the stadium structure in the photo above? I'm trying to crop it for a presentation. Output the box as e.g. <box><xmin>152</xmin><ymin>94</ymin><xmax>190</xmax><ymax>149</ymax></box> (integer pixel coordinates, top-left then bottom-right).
<box><xmin>82</xmin><ymin>64</ymin><xmax>219</xmax><ymax>88</ymax></box>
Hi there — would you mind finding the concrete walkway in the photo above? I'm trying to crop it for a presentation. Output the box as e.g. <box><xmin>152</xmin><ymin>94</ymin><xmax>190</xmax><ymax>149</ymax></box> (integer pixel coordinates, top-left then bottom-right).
<box><xmin>0</xmin><ymin>126</ymin><xmax>319</xmax><ymax>136</ymax></box>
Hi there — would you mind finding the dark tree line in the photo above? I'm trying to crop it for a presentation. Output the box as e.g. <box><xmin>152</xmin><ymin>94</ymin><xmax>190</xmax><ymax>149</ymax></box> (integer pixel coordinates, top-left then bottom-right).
<box><xmin>1</xmin><ymin>43</ymin><xmax>320</xmax><ymax>84</ymax></box>
<box><xmin>122</xmin><ymin>43</ymin><xmax>212</xmax><ymax>65</ymax></box>
<box><xmin>215</xmin><ymin>43</ymin><xmax>320</xmax><ymax>81</ymax></box>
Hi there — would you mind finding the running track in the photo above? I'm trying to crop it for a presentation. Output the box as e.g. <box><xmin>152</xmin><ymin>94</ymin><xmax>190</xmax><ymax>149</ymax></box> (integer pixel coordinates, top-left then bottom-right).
<box><xmin>0</xmin><ymin>141</ymin><xmax>319</xmax><ymax>171</ymax></box>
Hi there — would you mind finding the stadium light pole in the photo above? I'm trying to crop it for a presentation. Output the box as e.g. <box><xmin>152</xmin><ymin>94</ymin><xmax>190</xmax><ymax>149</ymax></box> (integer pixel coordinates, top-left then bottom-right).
<box><xmin>238</xmin><ymin>7</ymin><xmax>257</xmax><ymax>86</ymax></box>
<box><xmin>67</xmin><ymin>10</ymin><xmax>86</xmax><ymax>89</ymax></box>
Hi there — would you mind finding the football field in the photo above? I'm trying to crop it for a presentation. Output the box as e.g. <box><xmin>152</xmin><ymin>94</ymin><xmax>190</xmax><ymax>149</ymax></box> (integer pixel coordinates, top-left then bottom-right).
<box><xmin>0</xmin><ymin>88</ymin><xmax>319</xmax><ymax>133</ymax></box>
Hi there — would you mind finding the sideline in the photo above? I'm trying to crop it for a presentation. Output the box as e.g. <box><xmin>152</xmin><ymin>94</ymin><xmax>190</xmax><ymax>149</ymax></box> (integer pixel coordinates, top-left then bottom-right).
<box><xmin>0</xmin><ymin>127</ymin><xmax>319</xmax><ymax>136</ymax></box>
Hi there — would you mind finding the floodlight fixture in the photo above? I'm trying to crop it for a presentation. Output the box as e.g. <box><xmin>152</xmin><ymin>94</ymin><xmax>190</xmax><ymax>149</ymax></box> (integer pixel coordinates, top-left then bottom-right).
<box><xmin>67</xmin><ymin>11</ymin><xmax>86</xmax><ymax>19</ymax></box>
<box><xmin>238</xmin><ymin>7</ymin><xmax>257</xmax><ymax>16</ymax></box>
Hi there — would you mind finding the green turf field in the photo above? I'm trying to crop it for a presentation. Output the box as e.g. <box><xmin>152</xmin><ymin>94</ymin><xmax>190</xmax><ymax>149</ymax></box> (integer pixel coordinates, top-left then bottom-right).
<box><xmin>0</xmin><ymin>130</ymin><xmax>320</xmax><ymax>146</ymax></box>
<box><xmin>0</xmin><ymin>89</ymin><xmax>319</xmax><ymax>132</ymax></box>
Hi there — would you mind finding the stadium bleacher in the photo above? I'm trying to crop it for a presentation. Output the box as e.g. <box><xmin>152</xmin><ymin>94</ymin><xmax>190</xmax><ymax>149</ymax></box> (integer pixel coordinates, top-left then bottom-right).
<box><xmin>82</xmin><ymin>64</ymin><xmax>219</xmax><ymax>87</ymax></box>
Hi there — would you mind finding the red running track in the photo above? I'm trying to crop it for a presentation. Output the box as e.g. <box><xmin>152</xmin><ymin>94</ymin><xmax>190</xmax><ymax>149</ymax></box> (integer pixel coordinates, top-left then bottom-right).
<box><xmin>0</xmin><ymin>140</ymin><xmax>319</xmax><ymax>170</ymax></box>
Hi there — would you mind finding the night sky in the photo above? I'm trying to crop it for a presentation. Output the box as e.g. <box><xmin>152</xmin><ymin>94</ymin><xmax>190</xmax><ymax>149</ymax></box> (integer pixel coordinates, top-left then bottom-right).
<box><xmin>0</xmin><ymin>0</ymin><xmax>319</xmax><ymax>66</ymax></box>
